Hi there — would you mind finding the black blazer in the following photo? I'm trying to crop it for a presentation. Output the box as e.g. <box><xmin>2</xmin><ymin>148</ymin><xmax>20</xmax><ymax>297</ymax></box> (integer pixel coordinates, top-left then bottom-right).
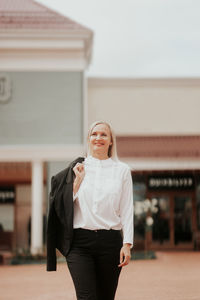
<box><xmin>46</xmin><ymin>156</ymin><xmax>85</xmax><ymax>271</ymax></box>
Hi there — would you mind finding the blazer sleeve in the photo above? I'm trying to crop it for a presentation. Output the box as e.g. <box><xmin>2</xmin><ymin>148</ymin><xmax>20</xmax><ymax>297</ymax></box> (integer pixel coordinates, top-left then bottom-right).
<box><xmin>46</xmin><ymin>175</ymin><xmax>58</xmax><ymax>271</ymax></box>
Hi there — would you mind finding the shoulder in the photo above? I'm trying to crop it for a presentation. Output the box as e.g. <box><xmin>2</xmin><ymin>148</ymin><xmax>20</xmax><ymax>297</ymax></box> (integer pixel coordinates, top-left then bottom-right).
<box><xmin>113</xmin><ymin>159</ymin><xmax>132</xmax><ymax>179</ymax></box>
<box><xmin>53</xmin><ymin>167</ymin><xmax>69</xmax><ymax>183</ymax></box>
<box><xmin>114</xmin><ymin>159</ymin><xmax>131</xmax><ymax>172</ymax></box>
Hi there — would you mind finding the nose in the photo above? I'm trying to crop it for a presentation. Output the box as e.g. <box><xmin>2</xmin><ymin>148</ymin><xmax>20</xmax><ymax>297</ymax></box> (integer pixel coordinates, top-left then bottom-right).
<box><xmin>96</xmin><ymin>134</ymin><xmax>101</xmax><ymax>140</ymax></box>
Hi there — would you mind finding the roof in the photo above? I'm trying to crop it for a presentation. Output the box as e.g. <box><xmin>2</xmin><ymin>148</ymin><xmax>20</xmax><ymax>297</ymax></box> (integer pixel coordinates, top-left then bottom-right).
<box><xmin>0</xmin><ymin>0</ymin><xmax>92</xmax><ymax>33</ymax></box>
<box><xmin>117</xmin><ymin>135</ymin><xmax>200</xmax><ymax>158</ymax></box>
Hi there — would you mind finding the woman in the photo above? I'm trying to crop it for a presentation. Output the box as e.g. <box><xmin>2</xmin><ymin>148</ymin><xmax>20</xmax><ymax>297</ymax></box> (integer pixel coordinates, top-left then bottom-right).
<box><xmin>46</xmin><ymin>121</ymin><xmax>134</xmax><ymax>300</ymax></box>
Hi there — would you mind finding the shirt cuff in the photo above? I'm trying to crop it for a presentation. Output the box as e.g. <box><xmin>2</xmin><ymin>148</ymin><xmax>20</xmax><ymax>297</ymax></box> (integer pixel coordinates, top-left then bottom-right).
<box><xmin>123</xmin><ymin>240</ymin><xmax>133</xmax><ymax>249</ymax></box>
<box><xmin>73</xmin><ymin>192</ymin><xmax>79</xmax><ymax>201</ymax></box>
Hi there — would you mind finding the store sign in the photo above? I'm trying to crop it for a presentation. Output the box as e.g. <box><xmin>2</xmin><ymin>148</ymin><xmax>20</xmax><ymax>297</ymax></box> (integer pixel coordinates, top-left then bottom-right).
<box><xmin>0</xmin><ymin>187</ymin><xmax>15</xmax><ymax>203</ymax></box>
<box><xmin>148</xmin><ymin>175</ymin><xmax>194</xmax><ymax>190</ymax></box>
<box><xmin>0</xmin><ymin>74</ymin><xmax>11</xmax><ymax>103</ymax></box>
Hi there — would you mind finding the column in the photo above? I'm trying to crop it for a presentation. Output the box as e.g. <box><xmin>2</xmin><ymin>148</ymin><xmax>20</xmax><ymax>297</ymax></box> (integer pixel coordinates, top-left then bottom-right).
<box><xmin>31</xmin><ymin>160</ymin><xmax>43</xmax><ymax>255</ymax></box>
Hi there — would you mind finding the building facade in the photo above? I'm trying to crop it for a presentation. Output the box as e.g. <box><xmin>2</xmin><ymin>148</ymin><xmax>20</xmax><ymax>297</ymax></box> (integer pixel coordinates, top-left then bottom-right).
<box><xmin>0</xmin><ymin>0</ymin><xmax>93</xmax><ymax>259</ymax></box>
<box><xmin>88</xmin><ymin>77</ymin><xmax>200</xmax><ymax>251</ymax></box>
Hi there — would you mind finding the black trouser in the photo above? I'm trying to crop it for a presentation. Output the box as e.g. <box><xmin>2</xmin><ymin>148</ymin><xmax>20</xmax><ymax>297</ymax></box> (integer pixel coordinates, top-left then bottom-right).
<box><xmin>66</xmin><ymin>228</ymin><xmax>123</xmax><ymax>300</ymax></box>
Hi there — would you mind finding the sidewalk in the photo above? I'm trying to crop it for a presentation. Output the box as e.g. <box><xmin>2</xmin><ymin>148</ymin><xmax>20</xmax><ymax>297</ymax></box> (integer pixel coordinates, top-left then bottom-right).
<box><xmin>1</xmin><ymin>251</ymin><xmax>200</xmax><ymax>300</ymax></box>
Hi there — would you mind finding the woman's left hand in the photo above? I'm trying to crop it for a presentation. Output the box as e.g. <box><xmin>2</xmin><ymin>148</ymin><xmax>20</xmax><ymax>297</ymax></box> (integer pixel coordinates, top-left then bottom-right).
<box><xmin>118</xmin><ymin>244</ymin><xmax>132</xmax><ymax>267</ymax></box>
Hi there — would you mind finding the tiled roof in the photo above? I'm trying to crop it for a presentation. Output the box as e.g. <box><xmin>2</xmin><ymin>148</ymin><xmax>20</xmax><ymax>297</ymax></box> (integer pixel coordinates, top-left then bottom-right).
<box><xmin>117</xmin><ymin>135</ymin><xmax>200</xmax><ymax>158</ymax></box>
<box><xmin>0</xmin><ymin>0</ymin><xmax>92</xmax><ymax>32</ymax></box>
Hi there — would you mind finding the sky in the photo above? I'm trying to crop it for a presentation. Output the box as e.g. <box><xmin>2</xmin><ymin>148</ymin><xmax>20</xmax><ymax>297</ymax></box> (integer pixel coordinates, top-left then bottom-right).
<box><xmin>37</xmin><ymin>0</ymin><xmax>200</xmax><ymax>78</ymax></box>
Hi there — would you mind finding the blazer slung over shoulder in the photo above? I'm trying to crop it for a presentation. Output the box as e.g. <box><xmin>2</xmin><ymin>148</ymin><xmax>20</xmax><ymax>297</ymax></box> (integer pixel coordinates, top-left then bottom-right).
<box><xmin>46</xmin><ymin>156</ymin><xmax>85</xmax><ymax>271</ymax></box>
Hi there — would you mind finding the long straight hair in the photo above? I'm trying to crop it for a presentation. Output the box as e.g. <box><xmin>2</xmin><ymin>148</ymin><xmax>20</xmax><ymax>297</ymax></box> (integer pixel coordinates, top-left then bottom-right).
<box><xmin>86</xmin><ymin>120</ymin><xmax>119</xmax><ymax>161</ymax></box>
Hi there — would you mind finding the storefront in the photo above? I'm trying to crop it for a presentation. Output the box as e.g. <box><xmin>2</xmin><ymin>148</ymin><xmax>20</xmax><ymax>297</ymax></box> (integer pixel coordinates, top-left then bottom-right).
<box><xmin>133</xmin><ymin>171</ymin><xmax>200</xmax><ymax>251</ymax></box>
<box><xmin>0</xmin><ymin>162</ymin><xmax>47</xmax><ymax>256</ymax></box>
<box><xmin>117</xmin><ymin>135</ymin><xmax>200</xmax><ymax>251</ymax></box>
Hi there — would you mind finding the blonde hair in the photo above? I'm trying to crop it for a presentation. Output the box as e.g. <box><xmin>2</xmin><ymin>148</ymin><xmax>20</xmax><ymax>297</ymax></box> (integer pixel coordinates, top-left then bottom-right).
<box><xmin>87</xmin><ymin>121</ymin><xmax>118</xmax><ymax>161</ymax></box>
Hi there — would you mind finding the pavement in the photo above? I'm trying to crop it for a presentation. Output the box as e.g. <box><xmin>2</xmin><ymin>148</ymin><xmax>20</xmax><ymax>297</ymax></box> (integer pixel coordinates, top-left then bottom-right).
<box><xmin>1</xmin><ymin>251</ymin><xmax>200</xmax><ymax>300</ymax></box>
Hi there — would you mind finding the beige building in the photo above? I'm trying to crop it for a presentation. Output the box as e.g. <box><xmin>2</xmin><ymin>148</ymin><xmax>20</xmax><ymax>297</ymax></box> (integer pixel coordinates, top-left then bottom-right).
<box><xmin>1</xmin><ymin>0</ymin><xmax>200</xmax><ymax>263</ymax></box>
<box><xmin>0</xmin><ymin>0</ymin><xmax>93</xmax><ymax>262</ymax></box>
<box><xmin>88</xmin><ymin>77</ymin><xmax>200</xmax><ymax>251</ymax></box>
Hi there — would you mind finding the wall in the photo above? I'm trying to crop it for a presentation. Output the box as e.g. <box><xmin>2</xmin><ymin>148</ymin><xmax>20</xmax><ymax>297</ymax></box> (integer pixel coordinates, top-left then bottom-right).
<box><xmin>0</xmin><ymin>71</ymin><xmax>83</xmax><ymax>145</ymax></box>
<box><xmin>15</xmin><ymin>184</ymin><xmax>47</xmax><ymax>251</ymax></box>
<box><xmin>88</xmin><ymin>78</ymin><xmax>200</xmax><ymax>136</ymax></box>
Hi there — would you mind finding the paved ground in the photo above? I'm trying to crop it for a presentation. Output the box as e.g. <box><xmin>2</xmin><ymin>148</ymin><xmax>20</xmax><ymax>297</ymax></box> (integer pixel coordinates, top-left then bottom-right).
<box><xmin>1</xmin><ymin>251</ymin><xmax>200</xmax><ymax>300</ymax></box>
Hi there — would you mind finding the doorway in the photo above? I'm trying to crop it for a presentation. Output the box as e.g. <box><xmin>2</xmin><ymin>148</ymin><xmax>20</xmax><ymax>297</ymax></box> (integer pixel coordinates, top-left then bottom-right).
<box><xmin>148</xmin><ymin>191</ymin><xmax>196</xmax><ymax>250</ymax></box>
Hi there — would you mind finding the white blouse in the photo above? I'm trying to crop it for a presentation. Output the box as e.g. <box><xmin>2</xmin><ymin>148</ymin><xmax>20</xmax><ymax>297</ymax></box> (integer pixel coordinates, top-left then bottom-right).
<box><xmin>73</xmin><ymin>155</ymin><xmax>134</xmax><ymax>246</ymax></box>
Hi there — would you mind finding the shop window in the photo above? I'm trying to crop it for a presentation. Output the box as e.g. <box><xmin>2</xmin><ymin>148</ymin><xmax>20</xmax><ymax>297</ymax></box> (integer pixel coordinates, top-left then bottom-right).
<box><xmin>174</xmin><ymin>196</ymin><xmax>192</xmax><ymax>244</ymax></box>
<box><xmin>133</xmin><ymin>181</ymin><xmax>146</xmax><ymax>240</ymax></box>
<box><xmin>0</xmin><ymin>204</ymin><xmax>14</xmax><ymax>232</ymax></box>
<box><xmin>151</xmin><ymin>196</ymin><xmax>170</xmax><ymax>243</ymax></box>
<box><xmin>196</xmin><ymin>183</ymin><xmax>200</xmax><ymax>231</ymax></box>
<box><xmin>0</xmin><ymin>186</ymin><xmax>15</xmax><ymax>250</ymax></box>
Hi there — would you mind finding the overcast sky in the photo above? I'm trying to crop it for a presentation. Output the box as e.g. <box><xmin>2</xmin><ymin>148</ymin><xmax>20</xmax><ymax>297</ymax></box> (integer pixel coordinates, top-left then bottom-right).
<box><xmin>37</xmin><ymin>0</ymin><xmax>200</xmax><ymax>78</ymax></box>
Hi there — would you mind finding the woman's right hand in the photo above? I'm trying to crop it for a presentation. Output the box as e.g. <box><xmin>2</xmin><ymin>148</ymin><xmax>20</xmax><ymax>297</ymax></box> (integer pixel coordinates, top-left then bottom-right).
<box><xmin>73</xmin><ymin>163</ymin><xmax>85</xmax><ymax>195</ymax></box>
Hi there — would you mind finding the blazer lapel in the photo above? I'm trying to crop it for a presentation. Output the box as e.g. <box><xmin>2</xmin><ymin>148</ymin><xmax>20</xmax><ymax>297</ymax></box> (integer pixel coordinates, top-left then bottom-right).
<box><xmin>63</xmin><ymin>157</ymin><xmax>85</xmax><ymax>235</ymax></box>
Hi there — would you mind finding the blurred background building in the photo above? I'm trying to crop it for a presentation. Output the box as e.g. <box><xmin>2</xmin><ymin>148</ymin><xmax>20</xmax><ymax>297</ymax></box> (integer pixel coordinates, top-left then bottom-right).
<box><xmin>88</xmin><ymin>77</ymin><xmax>200</xmax><ymax>251</ymax></box>
<box><xmin>0</xmin><ymin>0</ymin><xmax>200</xmax><ymax>263</ymax></box>
<box><xmin>0</xmin><ymin>0</ymin><xmax>93</xmax><ymax>261</ymax></box>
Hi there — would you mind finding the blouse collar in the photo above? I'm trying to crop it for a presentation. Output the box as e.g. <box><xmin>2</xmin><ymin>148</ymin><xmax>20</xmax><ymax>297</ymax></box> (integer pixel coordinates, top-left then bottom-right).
<box><xmin>85</xmin><ymin>155</ymin><xmax>113</xmax><ymax>167</ymax></box>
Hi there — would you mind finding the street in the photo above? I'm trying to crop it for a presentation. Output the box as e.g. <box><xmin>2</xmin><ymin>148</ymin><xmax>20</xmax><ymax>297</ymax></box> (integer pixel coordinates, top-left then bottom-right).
<box><xmin>1</xmin><ymin>251</ymin><xmax>200</xmax><ymax>300</ymax></box>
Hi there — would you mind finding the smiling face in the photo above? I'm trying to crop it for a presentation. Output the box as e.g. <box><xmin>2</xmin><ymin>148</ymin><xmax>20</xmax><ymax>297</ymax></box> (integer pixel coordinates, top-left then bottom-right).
<box><xmin>89</xmin><ymin>123</ymin><xmax>112</xmax><ymax>159</ymax></box>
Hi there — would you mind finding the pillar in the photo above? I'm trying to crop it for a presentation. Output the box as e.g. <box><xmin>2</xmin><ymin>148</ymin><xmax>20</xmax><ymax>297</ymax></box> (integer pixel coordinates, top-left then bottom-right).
<box><xmin>31</xmin><ymin>160</ymin><xmax>43</xmax><ymax>255</ymax></box>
